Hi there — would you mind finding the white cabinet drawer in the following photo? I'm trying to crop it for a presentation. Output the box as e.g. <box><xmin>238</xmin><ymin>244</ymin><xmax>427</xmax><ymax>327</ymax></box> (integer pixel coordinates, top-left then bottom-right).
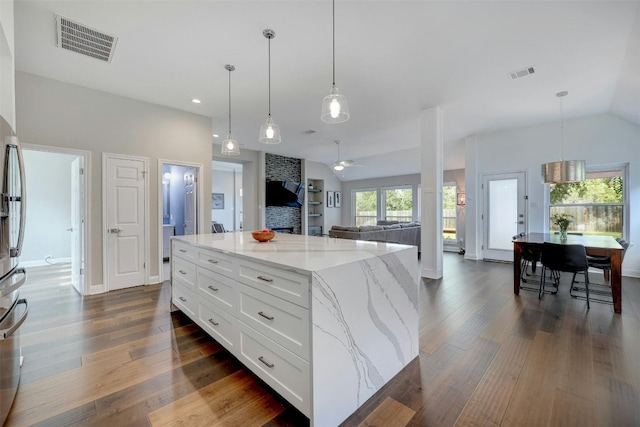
<box><xmin>172</xmin><ymin>281</ymin><xmax>198</xmax><ymax>318</ymax></box>
<box><xmin>173</xmin><ymin>241</ymin><xmax>198</xmax><ymax>261</ymax></box>
<box><xmin>198</xmin><ymin>299</ymin><xmax>238</xmax><ymax>354</ymax></box>
<box><xmin>237</xmin><ymin>260</ymin><xmax>310</xmax><ymax>308</ymax></box>
<box><xmin>238</xmin><ymin>323</ymin><xmax>310</xmax><ymax>417</ymax></box>
<box><xmin>238</xmin><ymin>284</ymin><xmax>309</xmax><ymax>360</ymax></box>
<box><xmin>172</xmin><ymin>257</ymin><xmax>196</xmax><ymax>287</ymax></box>
<box><xmin>197</xmin><ymin>250</ymin><xmax>234</xmax><ymax>277</ymax></box>
<box><xmin>197</xmin><ymin>266</ymin><xmax>237</xmax><ymax>314</ymax></box>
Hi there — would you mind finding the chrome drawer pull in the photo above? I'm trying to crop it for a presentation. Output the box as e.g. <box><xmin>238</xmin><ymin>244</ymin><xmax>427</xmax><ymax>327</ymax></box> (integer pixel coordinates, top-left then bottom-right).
<box><xmin>179</xmin><ymin>270</ymin><xmax>187</xmax><ymax>275</ymax></box>
<box><xmin>257</xmin><ymin>275</ymin><xmax>273</xmax><ymax>283</ymax></box>
<box><xmin>208</xmin><ymin>318</ymin><xmax>219</xmax><ymax>326</ymax></box>
<box><xmin>207</xmin><ymin>259</ymin><xmax>218</xmax><ymax>264</ymax></box>
<box><xmin>208</xmin><ymin>285</ymin><xmax>219</xmax><ymax>292</ymax></box>
<box><xmin>258</xmin><ymin>311</ymin><xmax>274</xmax><ymax>321</ymax></box>
<box><xmin>179</xmin><ymin>297</ymin><xmax>187</xmax><ymax>302</ymax></box>
<box><xmin>179</xmin><ymin>249</ymin><xmax>187</xmax><ymax>253</ymax></box>
<box><xmin>258</xmin><ymin>356</ymin><xmax>274</xmax><ymax>368</ymax></box>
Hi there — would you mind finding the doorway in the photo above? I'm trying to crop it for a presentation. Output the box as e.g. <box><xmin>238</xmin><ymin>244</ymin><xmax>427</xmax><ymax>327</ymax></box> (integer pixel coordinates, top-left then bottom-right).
<box><xmin>22</xmin><ymin>144</ymin><xmax>89</xmax><ymax>295</ymax></box>
<box><xmin>212</xmin><ymin>161</ymin><xmax>243</xmax><ymax>232</ymax></box>
<box><xmin>159</xmin><ymin>160</ymin><xmax>203</xmax><ymax>281</ymax></box>
<box><xmin>482</xmin><ymin>171</ymin><xmax>527</xmax><ymax>262</ymax></box>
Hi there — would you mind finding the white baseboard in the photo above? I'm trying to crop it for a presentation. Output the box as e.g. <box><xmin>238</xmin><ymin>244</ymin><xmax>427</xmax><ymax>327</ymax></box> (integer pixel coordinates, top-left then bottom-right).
<box><xmin>148</xmin><ymin>275</ymin><xmax>161</xmax><ymax>284</ymax></box>
<box><xmin>623</xmin><ymin>268</ymin><xmax>640</xmax><ymax>278</ymax></box>
<box><xmin>21</xmin><ymin>257</ymin><xmax>72</xmax><ymax>268</ymax></box>
<box><xmin>90</xmin><ymin>283</ymin><xmax>105</xmax><ymax>294</ymax></box>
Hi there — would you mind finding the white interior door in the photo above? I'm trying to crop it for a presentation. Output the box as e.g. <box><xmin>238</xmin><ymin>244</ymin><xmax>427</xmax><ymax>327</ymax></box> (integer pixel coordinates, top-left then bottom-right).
<box><xmin>70</xmin><ymin>157</ymin><xmax>84</xmax><ymax>294</ymax></box>
<box><xmin>183</xmin><ymin>169</ymin><xmax>196</xmax><ymax>235</ymax></box>
<box><xmin>482</xmin><ymin>172</ymin><xmax>526</xmax><ymax>261</ymax></box>
<box><xmin>105</xmin><ymin>155</ymin><xmax>147</xmax><ymax>290</ymax></box>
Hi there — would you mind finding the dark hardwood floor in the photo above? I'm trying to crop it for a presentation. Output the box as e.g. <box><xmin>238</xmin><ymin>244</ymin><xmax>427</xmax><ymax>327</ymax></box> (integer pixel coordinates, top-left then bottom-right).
<box><xmin>6</xmin><ymin>254</ymin><xmax>640</xmax><ymax>426</ymax></box>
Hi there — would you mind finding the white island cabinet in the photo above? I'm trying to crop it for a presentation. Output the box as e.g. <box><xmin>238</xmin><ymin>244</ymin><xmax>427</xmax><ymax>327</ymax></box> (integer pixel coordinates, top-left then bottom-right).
<box><xmin>171</xmin><ymin>232</ymin><xmax>419</xmax><ymax>427</ymax></box>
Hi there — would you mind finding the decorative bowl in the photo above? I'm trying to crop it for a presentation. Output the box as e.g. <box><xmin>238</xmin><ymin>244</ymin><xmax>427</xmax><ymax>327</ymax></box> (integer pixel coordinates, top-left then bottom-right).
<box><xmin>251</xmin><ymin>230</ymin><xmax>276</xmax><ymax>242</ymax></box>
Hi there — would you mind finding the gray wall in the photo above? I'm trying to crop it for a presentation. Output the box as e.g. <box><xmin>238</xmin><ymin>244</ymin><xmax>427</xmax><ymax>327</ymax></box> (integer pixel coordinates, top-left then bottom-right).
<box><xmin>16</xmin><ymin>71</ymin><xmax>212</xmax><ymax>287</ymax></box>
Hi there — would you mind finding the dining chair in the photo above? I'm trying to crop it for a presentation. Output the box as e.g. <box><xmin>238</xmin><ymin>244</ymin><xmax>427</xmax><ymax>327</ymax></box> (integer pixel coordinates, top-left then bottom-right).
<box><xmin>571</xmin><ymin>238</ymin><xmax>630</xmax><ymax>304</ymax></box>
<box><xmin>514</xmin><ymin>233</ymin><xmax>542</xmax><ymax>291</ymax></box>
<box><xmin>539</xmin><ymin>242</ymin><xmax>591</xmax><ymax>308</ymax></box>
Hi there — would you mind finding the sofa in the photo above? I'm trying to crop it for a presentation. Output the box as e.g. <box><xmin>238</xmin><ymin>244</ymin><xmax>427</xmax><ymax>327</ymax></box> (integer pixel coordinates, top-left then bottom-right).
<box><xmin>328</xmin><ymin>221</ymin><xmax>421</xmax><ymax>252</ymax></box>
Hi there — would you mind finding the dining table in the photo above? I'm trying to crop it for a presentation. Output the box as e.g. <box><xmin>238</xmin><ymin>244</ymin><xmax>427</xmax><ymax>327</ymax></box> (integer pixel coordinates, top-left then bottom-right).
<box><xmin>513</xmin><ymin>233</ymin><xmax>624</xmax><ymax>313</ymax></box>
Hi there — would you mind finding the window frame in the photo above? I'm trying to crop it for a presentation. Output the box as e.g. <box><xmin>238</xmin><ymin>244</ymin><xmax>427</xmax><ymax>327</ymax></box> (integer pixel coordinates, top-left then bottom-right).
<box><xmin>381</xmin><ymin>185</ymin><xmax>414</xmax><ymax>223</ymax></box>
<box><xmin>547</xmin><ymin>163</ymin><xmax>629</xmax><ymax>240</ymax></box>
<box><xmin>351</xmin><ymin>188</ymin><xmax>378</xmax><ymax>226</ymax></box>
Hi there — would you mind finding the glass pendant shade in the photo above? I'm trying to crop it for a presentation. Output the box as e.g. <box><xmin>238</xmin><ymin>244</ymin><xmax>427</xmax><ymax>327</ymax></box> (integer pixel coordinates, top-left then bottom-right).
<box><xmin>541</xmin><ymin>160</ymin><xmax>585</xmax><ymax>184</ymax></box>
<box><xmin>221</xmin><ymin>64</ymin><xmax>240</xmax><ymax>156</ymax></box>
<box><xmin>322</xmin><ymin>86</ymin><xmax>349</xmax><ymax>123</ymax></box>
<box><xmin>221</xmin><ymin>133</ymin><xmax>240</xmax><ymax>155</ymax></box>
<box><xmin>259</xmin><ymin>116</ymin><xmax>281</xmax><ymax>144</ymax></box>
<box><xmin>333</xmin><ymin>163</ymin><xmax>344</xmax><ymax>171</ymax></box>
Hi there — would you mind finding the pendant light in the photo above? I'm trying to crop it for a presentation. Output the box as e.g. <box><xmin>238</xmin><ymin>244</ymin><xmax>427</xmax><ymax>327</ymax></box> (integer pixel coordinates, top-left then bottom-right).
<box><xmin>221</xmin><ymin>64</ymin><xmax>240</xmax><ymax>156</ymax></box>
<box><xmin>321</xmin><ymin>0</ymin><xmax>349</xmax><ymax>123</ymax></box>
<box><xmin>541</xmin><ymin>91</ymin><xmax>585</xmax><ymax>184</ymax></box>
<box><xmin>259</xmin><ymin>29</ymin><xmax>281</xmax><ymax>144</ymax></box>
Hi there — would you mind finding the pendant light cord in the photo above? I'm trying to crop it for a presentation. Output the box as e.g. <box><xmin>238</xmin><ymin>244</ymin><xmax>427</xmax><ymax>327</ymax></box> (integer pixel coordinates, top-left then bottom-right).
<box><xmin>268</xmin><ymin>36</ymin><xmax>272</xmax><ymax>117</ymax></box>
<box><xmin>560</xmin><ymin>94</ymin><xmax>564</xmax><ymax>161</ymax></box>
<box><xmin>228</xmin><ymin>68</ymin><xmax>232</xmax><ymax>135</ymax></box>
<box><xmin>332</xmin><ymin>0</ymin><xmax>336</xmax><ymax>86</ymax></box>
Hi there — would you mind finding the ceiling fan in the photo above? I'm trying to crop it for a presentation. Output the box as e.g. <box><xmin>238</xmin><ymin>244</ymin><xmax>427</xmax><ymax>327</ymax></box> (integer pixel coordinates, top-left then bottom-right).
<box><xmin>332</xmin><ymin>140</ymin><xmax>358</xmax><ymax>171</ymax></box>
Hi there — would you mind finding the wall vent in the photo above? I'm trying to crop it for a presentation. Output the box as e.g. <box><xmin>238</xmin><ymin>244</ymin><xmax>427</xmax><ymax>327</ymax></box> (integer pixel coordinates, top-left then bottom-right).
<box><xmin>56</xmin><ymin>14</ymin><xmax>118</xmax><ymax>62</ymax></box>
<box><xmin>508</xmin><ymin>66</ymin><xmax>535</xmax><ymax>80</ymax></box>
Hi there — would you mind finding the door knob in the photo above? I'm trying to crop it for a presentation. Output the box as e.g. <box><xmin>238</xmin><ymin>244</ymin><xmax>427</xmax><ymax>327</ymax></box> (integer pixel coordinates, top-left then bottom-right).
<box><xmin>109</xmin><ymin>228</ymin><xmax>122</xmax><ymax>234</ymax></box>
<box><xmin>67</xmin><ymin>227</ymin><xmax>74</xmax><ymax>232</ymax></box>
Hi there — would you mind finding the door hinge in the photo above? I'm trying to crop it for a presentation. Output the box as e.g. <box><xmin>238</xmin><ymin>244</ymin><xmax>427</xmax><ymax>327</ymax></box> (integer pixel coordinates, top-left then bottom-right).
<box><xmin>143</xmin><ymin>262</ymin><xmax>146</xmax><ymax>269</ymax></box>
<box><xmin>194</xmin><ymin>177</ymin><xmax>198</xmax><ymax>183</ymax></box>
<box><xmin>525</xmin><ymin>195</ymin><xmax>529</xmax><ymax>200</ymax></box>
<box><xmin>80</xmin><ymin>268</ymin><xmax>84</xmax><ymax>275</ymax></box>
<box><xmin>481</xmin><ymin>245</ymin><xmax>484</xmax><ymax>250</ymax></box>
<box><xmin>80</xmin><ymin>168</ymin><xmax>84</xmax><ymax>175</ymax></box>
<box><xmin>141</xmin><ymin>171</ymin><xmax>147</xmax><ymax>178</ymax></box>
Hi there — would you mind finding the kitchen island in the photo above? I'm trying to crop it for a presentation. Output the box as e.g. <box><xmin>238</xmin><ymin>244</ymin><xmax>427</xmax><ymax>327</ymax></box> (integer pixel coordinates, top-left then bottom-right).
<box><xmin>170</xmin><ymin>232</ymin><xmax>419</xmax><ymax>427</ymax></box>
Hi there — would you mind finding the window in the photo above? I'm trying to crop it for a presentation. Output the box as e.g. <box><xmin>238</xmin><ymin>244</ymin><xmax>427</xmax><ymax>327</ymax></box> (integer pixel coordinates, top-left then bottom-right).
<box><xmin>443</xmin><ymin>184</ymin><xmax>457</xmax><ymax>243</ymax></box>
<box><xmin>383</xmin><ymin>186</ymin><xmax>413</xmax><ymax>222</ymax></box>
<box><xmin>354</xmin><ymin>189</ymin><xmax>377</xmax><ymax>226</ymax></box>
<box><xmin>549</xmin><ymin>166</ymin><xmax>626</xmax><ymax>238</ymax></box>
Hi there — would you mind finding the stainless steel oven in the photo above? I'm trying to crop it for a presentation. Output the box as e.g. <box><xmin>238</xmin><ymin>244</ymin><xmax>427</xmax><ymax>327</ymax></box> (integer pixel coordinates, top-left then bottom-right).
<box><xmin>0</xmin><ymin>115</ymin><xmax>27</xmax><ymax>426</ymax></box>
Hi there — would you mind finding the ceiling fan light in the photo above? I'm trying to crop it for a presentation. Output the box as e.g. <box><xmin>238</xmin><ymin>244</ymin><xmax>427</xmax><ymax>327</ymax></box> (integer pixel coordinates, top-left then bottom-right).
<box><xmin>321</xmin><ymin>86</ymin><xmax>349</xmax><ymax>123</ymax></box>
<box><xmin>333</xmin><ymin>163</ymin><xmax>345</xmax><ymax>171</ymax></box>
<box><xmin>221</xmin><ymin>133</ymin><xmax>240</xmax><ymax>155</ymax></box>
<box><xmin>259</xmin><ymin>116</ymin><xmax>281</xmax><ymax>144</ymax></box>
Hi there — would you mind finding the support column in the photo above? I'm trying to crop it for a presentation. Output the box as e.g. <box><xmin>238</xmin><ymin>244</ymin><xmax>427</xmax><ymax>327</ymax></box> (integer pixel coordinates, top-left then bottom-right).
<box><xmin>420</xmin><ymin>107</ymin><xmax>443</xmax><ymax>279</ymax></box>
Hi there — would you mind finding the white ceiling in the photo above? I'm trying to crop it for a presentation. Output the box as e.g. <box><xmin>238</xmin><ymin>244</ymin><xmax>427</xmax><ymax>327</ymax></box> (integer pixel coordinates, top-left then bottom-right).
<box><xmin>14</xmin><ymin>1</ymin><xmax>640</xmax><ymax>181</ymax></box>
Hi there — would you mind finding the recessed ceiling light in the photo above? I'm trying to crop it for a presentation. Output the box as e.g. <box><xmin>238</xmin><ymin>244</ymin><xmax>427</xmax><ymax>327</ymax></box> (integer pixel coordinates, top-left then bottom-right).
<box><xmin>191</xmin><ymin>98</ymin><xmax>201</xmax><ymax>104</ymax></box>
<box><xmin>212</xmin><ymin>134</ymin><xmax>219</xmax><ymax>138</ymax></box>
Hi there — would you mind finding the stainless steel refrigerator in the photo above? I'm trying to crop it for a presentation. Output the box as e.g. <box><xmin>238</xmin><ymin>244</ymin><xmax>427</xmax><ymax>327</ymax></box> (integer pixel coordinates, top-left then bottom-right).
<box><xmin>0</xmin><ymin>115</ymin><xmax>27</xmax><ymax>426</ymax></box>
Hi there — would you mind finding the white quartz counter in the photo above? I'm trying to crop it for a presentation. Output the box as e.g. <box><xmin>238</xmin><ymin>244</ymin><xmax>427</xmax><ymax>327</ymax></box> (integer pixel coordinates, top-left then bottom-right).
<box><xmin>171</xmin><ymin>231</ymin><xmax>419</xmax><ymax>426</ymax></box>
<box><xmin>171</xmin><ymin>231</ymin><xmax>414</xmax><ymax>274</ymax></box>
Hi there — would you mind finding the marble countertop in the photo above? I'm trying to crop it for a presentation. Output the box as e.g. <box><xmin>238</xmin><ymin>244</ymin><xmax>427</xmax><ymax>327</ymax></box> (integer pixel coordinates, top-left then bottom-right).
<box><xmin>172</xmin><ymin>232</ymin><xmax>415</xmax><ymax>273</ymax></box>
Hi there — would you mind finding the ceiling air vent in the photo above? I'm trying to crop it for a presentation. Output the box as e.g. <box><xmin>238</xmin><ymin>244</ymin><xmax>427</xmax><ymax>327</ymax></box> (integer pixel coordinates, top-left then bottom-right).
<box><xmin>508</xmin><ymin>66</ymin><xmax>535</xmax><ymax>80</ymax></box>
<box><xmin>302</xmin><ymin>129</ymin><xmax>317</xmax><ymax>135</ymax></box>
<box><xmin>56</xmin><ymin>14</ymin><xmax>118</xmax><ymax>63</ymax></box>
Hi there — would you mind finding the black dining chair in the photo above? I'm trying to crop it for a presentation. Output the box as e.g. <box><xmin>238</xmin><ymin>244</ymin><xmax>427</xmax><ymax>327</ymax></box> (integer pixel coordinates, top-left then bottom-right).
<box><xmin>539</xmin><ymin>242</ymin><xmax>591</xmax><ymax>308</ymax></box>
<box><xmin>513</xmin><ymin>233</ymin><xmax>541</xmax><ymax>291</ymax></box>
<box><xmin>571</xmin><ymin>238</ymin><xmax>630</xmax><ymax>304</ymax></box>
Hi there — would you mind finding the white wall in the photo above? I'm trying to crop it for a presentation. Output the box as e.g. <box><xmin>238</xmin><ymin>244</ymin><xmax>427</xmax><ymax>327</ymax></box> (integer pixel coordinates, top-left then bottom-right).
<box><xmin>304</xmin><ymin>160</ymin><xmax>343</xmax><ymax>233</ymax></box>
<box><xmin>466</xmin><ymin>113</ymin><xmax>640</xmax><ymax>277</ymax></box>
<box><xmin>16</xmin><ymin>71</ymin><xmax>212</xmax><ymax>287</ymax></box>
<box><xmin>341</xmin><ymin>174</ymin><xmax>422</xmax><ymax>226</ymax></box>
<box><xmin>21</xmin><ymin>150</ymin><xmax>76</xmax><ymax>265</ymax></box>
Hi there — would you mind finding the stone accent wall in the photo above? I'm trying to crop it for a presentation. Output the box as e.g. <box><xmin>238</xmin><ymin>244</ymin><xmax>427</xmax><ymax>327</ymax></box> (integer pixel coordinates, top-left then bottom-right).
<box><xmin>265</xmin><ymin>153</ymin><xmax>302</xmax><ymax>234</ymax></box>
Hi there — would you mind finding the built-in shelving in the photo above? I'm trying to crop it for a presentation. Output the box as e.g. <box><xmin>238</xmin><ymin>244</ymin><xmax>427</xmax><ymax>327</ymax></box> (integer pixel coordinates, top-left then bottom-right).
<box><xmin>307</xmin><ymin>179</ymin><xmax>324</xmax><ymax>236</ymax></box>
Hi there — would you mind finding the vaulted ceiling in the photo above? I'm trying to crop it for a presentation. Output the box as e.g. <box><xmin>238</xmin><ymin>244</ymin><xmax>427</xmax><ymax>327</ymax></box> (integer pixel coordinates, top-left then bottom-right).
<box><xmin>14</xmin><ymin>1</ymin><xmax>640</xmax><ymax>180</ymax></box>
